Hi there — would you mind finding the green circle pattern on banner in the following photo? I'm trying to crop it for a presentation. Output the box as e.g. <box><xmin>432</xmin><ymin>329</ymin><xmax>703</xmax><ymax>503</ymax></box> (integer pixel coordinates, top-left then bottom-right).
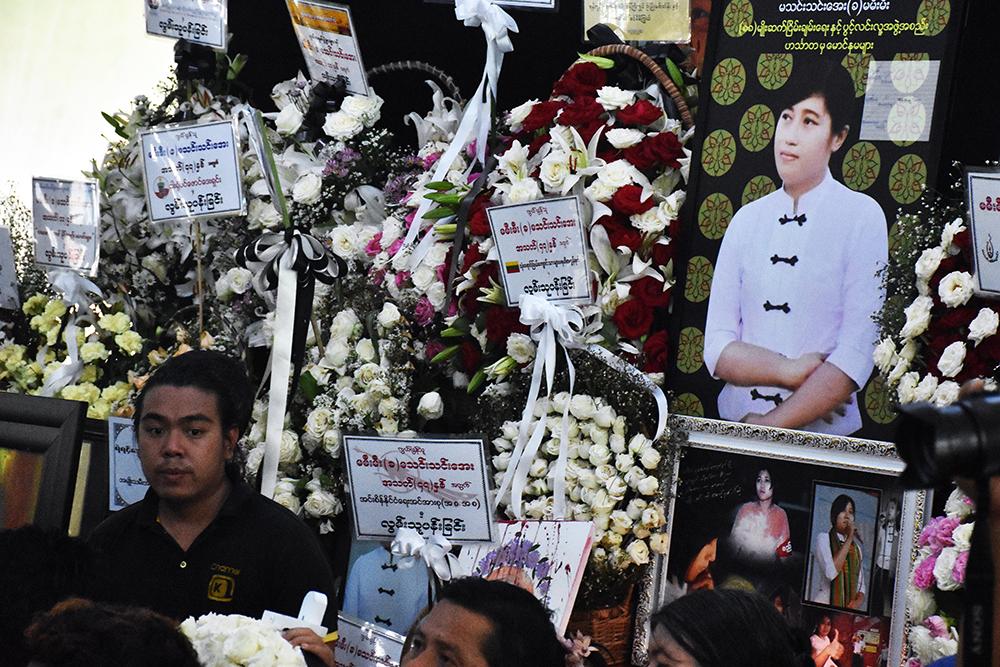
<box><xmin>739</xmin><ymin>104</ymin><xmax>775</xmax><ymax>153</ymax></box>
<box><xmin>841</xmin><ymin>141</ymin><xmax>881</xmax><ymax>192</ymax></box>
<box><xmin>842</xmin><ymin>53</ymin><xmax>872</xmax><ymax>98</ymax></box>
<box><xmin>918</xmin><ymin>0</ymin><xmax>951</xmax><ymax>37</ymax></box>
<box><xmin>757</xmin><ymin>53</ymin><xmax>793</xmax><ymax>90</ymax></box>
<box><xmin>889</xmin><ymin>154</ymin><xmax>928</xmax><ymax>204</ymax></box>
<box><xmin>698</xmin><ymin>192</ymin><xmax>734</xmax><ymax>240</ymax></box>
<box><xmin>742</xmin><ymin>175</ymin><xmax>777</xmax><ymax>206</ymax></box>
<box><xmin>676</xmin><ymin>327</ymin><xmax>705</xmax><ymax>374</ymax></box>
<box><xmin>712</xmin><ymin>58</ymin><xmax>747</xmax><ymax>106</ymax></box>
<box><xmin>684</xmin><ymin>256</ymin><xmax>715</xmax><ymax>303</ymax></box>
<box><xmin>864</xmin><ymin>374</ymin><xmax>898</xmax><ymax>425</ymax></box>
<box><xmin>723</xmin><ymin>0</ymin><xmax>754</xmax><ymax>38</ymax></box>
<box><xmin>673</xmin><ymin>392</ymin><xmax>705</xmax><ymax>417</ymax></box>
<box><xmin>701</xmin><ymin>129</ymin><xmax>737</xmax><ymax>177</ymax></box>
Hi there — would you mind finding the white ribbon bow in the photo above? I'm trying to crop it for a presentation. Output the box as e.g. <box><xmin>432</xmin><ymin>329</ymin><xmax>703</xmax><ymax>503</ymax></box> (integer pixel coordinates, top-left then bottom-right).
<box><xmin>496</xmin><ymin>295</ymin><xmax>583</xmax><ymax>520</ymax></box>
<box><xmin>391</xmin><ymin>527</ymin><xmax>463</xmax><ymax>582</ymax></box>
<box><xmin>40</xmin><ymin>270</ymin><xmax>105</xmax><ymax>397</ymax></box>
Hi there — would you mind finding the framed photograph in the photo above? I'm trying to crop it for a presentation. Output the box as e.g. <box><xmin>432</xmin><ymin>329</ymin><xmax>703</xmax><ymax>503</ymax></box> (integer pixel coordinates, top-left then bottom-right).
<box><xmin>666</xmin><ymin>0</ymin><xmax>969</xmax><ymax>442</ymax></box>
<box><xmin>648</xmin><ymin>416</ymin><xmax>925</xmax><ymax>667</ymax></box>
<box><xmin>965</xmin><ymin>166</ymin><xmax>1000</xmax><ymax>295</ymax></box>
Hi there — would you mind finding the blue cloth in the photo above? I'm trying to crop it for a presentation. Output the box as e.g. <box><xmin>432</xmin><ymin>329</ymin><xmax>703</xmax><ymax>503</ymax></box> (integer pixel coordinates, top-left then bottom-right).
<box><xmin>927</xmin><ymin>656</ymin><xmax>956</xmax><ymax>667</ymax></box>
<box><xmin>342</xmin><ymin>546</ymin><xmax>429</xmax><ymax>634</ymax></box>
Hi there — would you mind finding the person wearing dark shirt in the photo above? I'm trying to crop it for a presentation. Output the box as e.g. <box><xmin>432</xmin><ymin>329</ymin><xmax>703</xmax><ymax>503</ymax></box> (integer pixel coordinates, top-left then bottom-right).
<box><xmin>88</xmin><ymin>350</ymin><xmax>336</xmax><ymax>665</ymax></box>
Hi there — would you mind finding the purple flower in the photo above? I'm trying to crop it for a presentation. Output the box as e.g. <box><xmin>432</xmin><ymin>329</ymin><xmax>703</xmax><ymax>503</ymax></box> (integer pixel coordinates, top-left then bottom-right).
<box><xmin>924</xmin><ymin>615</ymin><xmax>949</xmax><ymax>639</ymax></box>
<box><xmin>953</xmin><ymin>550</ymin><xmax>969</xmax><ymax>584</ymax></box>
<box><xmin>919</xmin><ymin>516</ymin><xmax>960</xmax><ymax>552</ymax></box>
<box><xmin>912</xmin><ymin>555</ymin><xmax>937</xmax><ymax>590</ymax></box>
<box><xmin>414</xmin><ymin>297</ymin><xmax>435</xmax><ymax>326</ymax></box>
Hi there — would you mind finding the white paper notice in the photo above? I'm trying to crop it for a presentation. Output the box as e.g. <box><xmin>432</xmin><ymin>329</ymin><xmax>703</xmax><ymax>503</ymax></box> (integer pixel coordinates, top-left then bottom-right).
<box><xmin>487</xmin><ymin>196</ymin><xmax>592</xmax><ymax>307</ymax></box>
<box><xmin>108</xmin><ymin>417</ymin><xmax>149</xmax><ymax>511</ymax></box>
<box><xmin>967</xmin><ymin>169</ymin><xmax>1000</xmax><ymax>295</ymax></box>
<box><xmin>145</xmin><ymin>0</ymin><xmax>228</xmax><ymax>50</ymax></box>
<box><xmin>31</xmin><ymin>178</ymin><xmax>100</xmax><ymax>275</ymax></box>
<box><xmin>285</xmin><ymin>0</ymin><xmax>370</xmax><ymax>96</ymax></box>
<box><xmin>335</xmin><ymin>613</ymin><xmax>405</xmax><ymax>667</ymax></box>
<box><xmin>496</xmin><ymin>0</ymin><xmax>556</xmax><ymax>7</ymax></box>
<box><xmin>0</xmin><ymin>227</ymin><xmax>19</xmax><ymax>310</ymax></box>
<box><xmin>343</xmin><ymin>435</ymin><xmax>496</xmax><ymax>544</ymax></box>
<box><xmin>140</xmin><ymin>119</ymin><xmax>245</xmax><ymax>223</ymax></box>
<box><xmin>860</xmin><ymin>59</ymin><xmax>941</xmax><ymax>144</ymax></box>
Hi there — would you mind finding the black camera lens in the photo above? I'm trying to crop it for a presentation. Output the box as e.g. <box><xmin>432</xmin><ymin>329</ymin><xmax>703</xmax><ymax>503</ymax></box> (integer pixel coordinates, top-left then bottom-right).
<box><xmin>895</xmin><ymin>394</ymin><xmax>1000</xmax><ymax>488</ymax></box>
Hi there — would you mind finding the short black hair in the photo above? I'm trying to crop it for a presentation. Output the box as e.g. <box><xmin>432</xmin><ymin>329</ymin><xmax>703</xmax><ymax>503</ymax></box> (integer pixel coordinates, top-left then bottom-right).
<box><xmin>435</xmin><ymin>577</ymin><xmax>566</xmax><ymax>667</ymax></box>
<box><xmin>775</xmin><ymin>57</ymin><xmax>856</xmax><ymax>137</ymax></box>
<box><xmin>830</xmin><ymin>493</ymin><xmax>856</xmax><ymax>527</ymax></box>
<box><xmin>651</xmin><ymin>589</ymin><xmax>810</xmax><ymax>667</ymax></box>
<box><xmin>133</xmin><ymin>350</ymin><xmax>254</xmax><ymax>439</ymax></box>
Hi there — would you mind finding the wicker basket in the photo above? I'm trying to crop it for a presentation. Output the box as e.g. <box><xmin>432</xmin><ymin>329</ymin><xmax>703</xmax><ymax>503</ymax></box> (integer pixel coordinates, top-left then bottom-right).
<box><xmin>365</xmin><ymin>60</ymin><xmax>465</xmax><ymax>105</ymax></box>
<box><xmin>586</xmin><ymin>44</ymin><xmax>694</xmax><ymax>130</ymax></box>
<box><xmin>567</xmin><ymin>585</ymin><xmax>635</xmax><ymax>667</ymax></box>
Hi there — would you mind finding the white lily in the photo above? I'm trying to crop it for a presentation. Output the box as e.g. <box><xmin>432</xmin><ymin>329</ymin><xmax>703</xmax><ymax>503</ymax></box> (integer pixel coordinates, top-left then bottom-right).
<box><xmin>549</xmin><ymin>123</ymin><xmax>608</xmax><ymax>195</ymax></box>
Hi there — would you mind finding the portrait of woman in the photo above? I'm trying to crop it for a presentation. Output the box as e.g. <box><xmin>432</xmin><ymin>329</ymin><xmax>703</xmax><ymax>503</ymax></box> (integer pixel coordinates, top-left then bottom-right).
<box><xmin>703</xmin><ymin>57</ymin><xmax>888</xmax><ymax>436</ymax></box>
<box><xmin>808</xmin><ymin>493</ymin><xmax>866</xmax><ymax>611</ymax></box>
<box><xmin>809</xmin><ymin>614</ymin><xmax>844</xmax><ymax>667</ymax></box>
<box><xmin>730</xmin><ymin>467</ymin><xmax>791</xmax><ymax>563</ymax></box>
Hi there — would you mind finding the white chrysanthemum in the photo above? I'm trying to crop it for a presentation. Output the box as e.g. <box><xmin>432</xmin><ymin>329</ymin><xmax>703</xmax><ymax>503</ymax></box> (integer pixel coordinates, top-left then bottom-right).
<box><xmin>938</xmin><ymin>270</ymin><xmax>975</xmax><ymax>308</ymax></box>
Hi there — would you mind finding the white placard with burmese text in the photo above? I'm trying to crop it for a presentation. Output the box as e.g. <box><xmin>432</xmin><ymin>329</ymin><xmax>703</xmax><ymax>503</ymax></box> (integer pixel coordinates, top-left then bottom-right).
<box><xmin>966</xmin><ymin>168</ymin><xmax>1000</xmax><ymax>296</ymax></box>
<box><xmin>139</xmin><ymin>119</ymin><xmax>245</xmax><ymax>223</ymax></box>
<box><xmin>487</xmin><ymin>196</ymin><xmax>592</xmax><ymax>308</ymax></box>
<box><xmin>31</xmin><ymin>177</ymin><xmax>100</xmax><ymax>275</ymax></box>
<box><xmin>0</xmin><ymin>227</ymin><xmax>18</xmax><ymax>309</ymax></box>
<box><xmin>145</xmin><ymin>0</ymin><xmax>228</xmax><ymax>50</ymax></box>
<box><xmin>343</xmin><ymin>435</ymin><xmax>496</xmax><ymax>544</ymax></box>
<box><xmin>285</xmin><ymin>0</ymin><xmax>370</xmax><ymax>96</ymax></box>
<box><xmin>335</xmin><ymin>613</ymin><xmax>405</xmax><ymax>667</ymax></box>
<box><xmin>583</xmin><ymin>0</ymin><xmax>691</xmax><ymax>42</ymax></box>
<box><xmin>108</xmin><ymin>417</ymin><xmax>148</xmax><ymax>511</ymax></box>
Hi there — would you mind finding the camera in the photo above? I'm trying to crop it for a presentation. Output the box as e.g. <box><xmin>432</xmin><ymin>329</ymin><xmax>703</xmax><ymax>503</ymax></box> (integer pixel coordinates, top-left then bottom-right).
<box><xmin>895</xmin><ymin>393</ymin><xmax>1000</xmax><ymax>488</ymax></box>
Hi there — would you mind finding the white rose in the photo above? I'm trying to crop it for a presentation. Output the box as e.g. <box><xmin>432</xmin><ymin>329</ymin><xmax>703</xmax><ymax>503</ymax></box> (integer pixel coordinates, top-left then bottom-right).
<box><xmin>594</xmin><ymin>464</ymin><xmax>616</xmax><ymax>485</ymax></box>
<box><xmin>602</xmin><ymin>531</ymin><xmax>623</xmax><ymax>548</ymax></box>
<box><xmin>914</xmin><ymin>374</ymin><xmax>939</xmax><ymax>402</ymax></box>
<box><xmin>936</xmin><ymin>340</ymin><xmax>966</xmax><ymax>378</ymax></box>
<box><xmin>588</xmin><ymin>443</ymin><xmax>612</xmax><ymax>466</ymax></box>
<box><xmin>328</xmin><ymin>226</ymin><xmax>359</xmax><ymax>259</ymax></box>
<box><xmin>355</xmin><ymin>338</ymin><xmax>376</xmax><ymax>362</ymax></box>
<box><xmin>378</xmin><ymin>417</ymin><xmax>399</xmax><ymax>434</ymax></box>
<box><xmin>969</xmin><ymin>307</ymin><xmax>1000</xmax><ymax>345</ymax></box>
<box><xmin>505</xmin><ymin>333</ymin><xmax>535</xmax><ymax>364</ymax></box>
<box><xmin>873</xmin><ymin>338</ymin><xmax>897</xmax><ymax>375</ymax></box>
<box><xmin>625</xmin><ymin>466</ymin><xmax>645</xmax><ymax>489</ymax></box>
<box><xmin>539</xmin><ymin>151</ymin><xmax>572</xmax><ymax>193</ymax></box>
<box><xmin>637</xmin><ymin>476</ymin><xmax>660</xmax><ymax>495</ymax></box>
<box><xmin>492</xmin><ymin>451</ymin><xmax>511</xmax><ymax>472</ymax></box>
<box><xmin>605</xmin><ymin>128</ymin><xmax>646</xmax><ymax>149</ymax></box>
<box><xmin>377</xmin><ymin>302</ymin><xmax>402</xmax><ymax>328</ymax></box>
<box><xmin>578</xmin><ymin>470</ymin><xmax>599</xmax><ymax>490</ymax></box>
<box><xmin>417</xmin><ymin>391</ymin><xmax>444</xmax><ymax>419</ymax></box>
<box><xmin>938</xmin><ymin>271</ymin><xmax>975</xmax><ymax>307</ymax></box>
<box><xmin>273</xmin><ymin>478</ymin><xmax>301</xmax><ymax>514</ymax></box>
<box><xmin>941</xmin><ymin>218</ymin><xmax>966</xmax><ymax>252</ymax></box>
<box><xmin>596</xmin><ymin>86</ymin><xmax>635</xmax><ymax>111</ymax></box>
<box><xmin>590</xmin><ymin>427</ymin><xmax>609</xmax><ymax>448</ymax></box>
<box><xmin>952</xmin><ymin>522</ymin><xmax>973</xmax><ymax>551</ymax></box>
<box><xmin>584</xmin><ymin>178</ymin><xmax>617</xmax><ymax>203</ymax></box>
<box><xmin>900</xmin><ymin>295</ymin><xmax>934</xmax><ymax>338</ymax></box>
<box><xmin>598</xmin><ymin>159</ymin><xmax>636</xmax><ymax>188</ymax></box>
<box><xmin>899</xmin><ymin>339</ymin><xmax>918</xmax><ymax>362</ymax></box>
<box><xmin>275</xmin><ymin>103</ymin><xmax>304</xmax><ymax>135</ymax></box>
<box><xmin>341</xmin><ymin>93</ymin><xmax>384</xmax><ymax>126</ymax></box>
<box><xmin>324</xmin><ymin>339</ymin><xmax>350</xmax><ymax>368</ymax></box>
<box><xmin>323</xmin><ymin>110</ymin><xmax>364</xmax><ymax>139</ymax></box>
<box><xmin>503</xmin><ymin>177</ymin><xmax>543</xmax><ymax>204</ymax></box>
<box><xmin>625</xmin><ymin>539</ymin><xmax>650</xmax><ymax>565</ymax></box>
<box><xmin>292</xmin><ymin>172</ymin><xmax>323</xmax><ymax>205</ymax></box>
<box><xmin>640</xmin><ymin>447</ymin><xmax>662</xmax><ymax>470</ymax></box>
<box><xmin>914</xmin><ymin>246</ymin><xmax>945</xmax><ymax>281</ymax></box>
<box><xmin>641</xmin><ymin>506</ymin><xmax>662</xmax><ymax>528</ymax></box>
<box><xmin>323</xmin><ymin>428</ymin><xmax>342</xmax><ymax>458</ymax></box>
<box><xmin>615</xmin><ymin>453</ymin><xmax>635</xmax><ymax>473</ymax></box>
<box><xmin>507</xmin><ymin>98</ymin><xmax>540</xmax><ymax>132</ymax></box>
<box><xmin>379</xmin><ymin>396</ymin><xmax>402</xmax><ymax>417</ymax></box>
<box><xmin>426</xmin><ymin>282</ymin><xmax>448</xmax><ymax>309</ymax></box>
<box><xmin>630</xmin><ymin>207</ymin><xmax>666</xmax><ymax>234</ymax></box>
<box><xmin>628</xmin><ymin>433</ymin><xmax>651</xmax><ymax>454</ymax></box>
<box><xmin>906</xmin><ymin>583</ymin><xmax>937</xmax><ymax>624</ymax></box>
<box><xmin>658</xmin><ymin>190</ymin><xmax>686</xmax><ymax>221</ymax></box>
<box><xmin>609</xmin><ymin>433</ymin><xmax>627</xmax><ymax>453</ymax></box>
<box><xmin>593</xmin><ymin>405</ymin><xmax>615</xmax><ymax>429</ymax></box>
<box><xmin>279</xmin><ymin>430</ymin><xmax>302</xmax><ymax>465</ymax></box>
<box><xmin>225</xmin><ymin>267</ymin><xmax>253</xmax><ymax>295</ymax></box>
<box><xmin>569</xmin><ymin>395</ymin><xmax>597</xmax><ymax>420</ymax></box>
<box><xmin>526</xmin><ymin>478</ymin><xmax>549</xmax><ymax>496</ymax></box>
<box><xmin>247</xmin><ymin>198</ymin><xmax>283</xmax><ymax>229</ymax></box>
<box><xmin>606</xmin><ymin>476</ymin><xmax>628</xmax><ymax>499</ymax></box>
<box><xmin>303</xmin><ymin>488</ymin><xmax>342</xmax><ymax>517</ymax></box>
<box><xmin>411</xmin><ymin>264</ymin><xmax>437</xmax><ymax>292</ymax></box>
<box><xmin>330</xmin><ymin>310</ymin><xmax>360</xmax><ymax>341</ymax></box>
<box><xmin>529</xmin><ymin>457</ymin><xmax>548</xmax><ymax>479</ymax></box>
<box><xmin>932</xmin><ymin>380</ymin><xmax>961</xmax><ymax>406</ymax></box>
<box><xmin>649</xmin><ymin>532</ymin><xmax>669</xmax><ymax>554</ymax></box>
<box><xmin>610</xmin><ymin>510</ymin><xmax>633</xmax><ymax>535</ymax></box>
<box><xmin>245</xmin><ymin>445</ymin><xmax>265</xmax><ymax>475</ymax></box>
<box><xmin>305</xmin><ymin>407</ymin><xmax>333</xmax><ymax>440</ymax></box>
<box><xmin>945</xmin><ymin>487</ymin><xmax>974</xmax><ymax>519</ymax></box>
<box><xmin>896</xmin><ymin>371</ymin><xmax>919</xmax><ymax>403</ymax></box>
<box><xmin>933</xmin><ymin>546</ymin><xmax>961</xmax><ymax>590</ymax></box>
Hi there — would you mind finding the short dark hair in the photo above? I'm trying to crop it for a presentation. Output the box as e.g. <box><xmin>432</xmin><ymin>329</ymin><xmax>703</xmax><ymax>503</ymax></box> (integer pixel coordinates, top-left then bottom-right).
<box><xmin>133</xmin><ymin>350</ymin><xmax>254</xmax><ymax>439</ymax></box>
<box><xmin>651</xmin><ymin>589</ymin><xmax>810</xmax><ymax>667</ymax></box>
<box><xmin>435</xmin><ymin>577</ymin><xmax>566</xmax><ymax>667</ymax></box>
<box><xmin>775</xmin><ymin>57</ymin><xmax>856</xmax><ymax>137</ymax></box>
<box><xmin>830</xmin><ymin>494</ymin><xmax>856</xmax><ymax>526</ymax></box>
<box><xmin>24</xmin><ymin>598</ymin><xmax>202</xmax><ymax>667</ymax></box>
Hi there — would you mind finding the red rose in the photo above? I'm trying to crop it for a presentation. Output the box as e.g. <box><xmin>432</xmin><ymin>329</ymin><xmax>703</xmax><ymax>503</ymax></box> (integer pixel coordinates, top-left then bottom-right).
<box><xmin>557</xmin><ymin>96</ymin><xmax>604</xmax><ymax>128</ymax></box>
<box><xmin>613</xmin><ymin>298</ymin><xmax>654</xmax><ymax>339</ymax></box>
<box><xmin>576</xmin><ymin>118</ymin><xmax>606</xmax><ymax>144</ymax></box>
<box><xmin>467</xmin><ymin>194</ymin><xmax>493</xmax><ymax>237</ymax></box>
<box><xmin>644</xmin><ymin>132</ymin><xmax>684</xmax><ymax>169</ymax></box>
<box><xmin>599</xmin><ymin>216</ymin><xmax>642</xmax><ymax>252</ymax></box>
<box><xmin>459</xmin><ymin>340</ymin><xmax>482</xmax><ymax>374</ymax></box>
<box><xmin>521</xmin><ymin>101</ymin><xmax>565</xmax><ymax>134</ymax></box>
<box><xmin>485</xmin><ymin>306</ymin><xmax>529</xmax><ymax>345</ymax></box>
<box><xmin>651</xmin><ymin>240</ymin><xmax>674</xmax><ymax>266</ymax></box>
<box><xmin>630</xmin><ymin>276</ymin><xmax>671</xmax><ymax>307</ymax></box>
<box><xmin>552</xmin><ymin>62</ymin><xmax>607</xmax><ymax>98</ymax></box>
<box><xmin>461</xmin><ymin>243</ymin><xmax>485</xmax><ymax>274</ymax></box>
<box><xmin>642</xmin><ymin>330</ymin><xmax>669</xmax><ymax>372</ymax></box>
<box><xmin>527</xmin><ymin>132</ymin><xmax>551</xmax><ymax>158</ymax></box>
<box><xmin>622</xmin><ymin>143</ymin><xmax>657</xmax><ymax>171</ymax></box>
<box><xmin>611</xmin><ymin>185</ymin><xmax>656</xmax><ymax>217</ymax></box>
<box><xmin>614</xmin><ymin>99</ymin><xmax>663</xmax><ymax>127</ymax></box>
<box><xmin>597</xmin><ymin>147</ymin><xmax>622</xmax><ymax>164</ymax></box>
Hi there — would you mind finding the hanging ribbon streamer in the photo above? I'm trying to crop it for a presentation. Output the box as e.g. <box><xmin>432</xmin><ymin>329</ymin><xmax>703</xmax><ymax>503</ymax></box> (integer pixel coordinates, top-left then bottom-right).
<box><xmin>495</xmin><ymin>295</ymin><xmax>584</xmax><ymax>520</ymax></box>
<box><xmin>391</xmin><ymin>527</ymin><xmax>464</xmax><ymax>582</ymax></box>
<box><xmin>40</xmin><ymin>270</ymin><xmax>105</xmax><ymax>397</ymax></box>
<box><xmin>395</xmin><ymin>0</ymin><xmax>517</xmax><ymax>267</ymax></box>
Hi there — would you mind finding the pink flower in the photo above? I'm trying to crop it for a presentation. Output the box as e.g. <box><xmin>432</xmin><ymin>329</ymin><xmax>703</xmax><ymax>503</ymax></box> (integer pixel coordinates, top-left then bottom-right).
<box><xmin>466</xmin><ymin>139</ymin><xmax>478</xmax><ymax>159</ymax></box>
<box><xmin>404</xmin><ymin>210</ymin><xmax>417</xmax><ymax>226</ymax></box>
<box><xmin>424</xmin><ymin>339</ymin><xmax>445</xmax><ymax>360</ymax></box>
<box><xmin>388</xmin><ymin>238</ymin><xmax>404</xmax><ymax>255</ymax></box>
<box><xmin>953</xmin><ymin>549</ymin><xmax>969</xmax><ymax>584</ymax></box>
<box><xmin>370</xmin><ymin>269</ymin><xmax>386</xmax><ymax>286</ymax></box>
<box><xmin>414</xmin><ymin>296</ymin><xmax>435</xmax><ymax>326</ymax></box>
<box><xmin>912</xmin><ymin>555</ymin><xmax>937</xmax><ymax>589</ymax></box>
<box><xmin>394</xmin><ymin>271</ymin><xmax>411</xmax><ymax>288</ymax></box>
<box><xmin>423</xmin><ymin>152</ymin><xmax>443</xmax><ymax>169</ymax></box>
<box><xmin>924</xmin><ymin>615</ymin><xmax>949</xmax><ymax>638</ymax></box>
<box><xmin>919</xmin><ymin>516</ymin><xmax>960</xmax><ymax>552</ymax></box>
<box><xmin>365</xmin><ymin>232</ymin><xmax>384</xmax><ymax>257</ymax></box>
<box><xmin>906</xmin><ymin>659</ymin><xmax>923</xmax><ymax>667</ymax></box>
<box><xmin>435</xmin><ymin>262</ymin><xmax>448</xmax><ymax>282</ymax></box>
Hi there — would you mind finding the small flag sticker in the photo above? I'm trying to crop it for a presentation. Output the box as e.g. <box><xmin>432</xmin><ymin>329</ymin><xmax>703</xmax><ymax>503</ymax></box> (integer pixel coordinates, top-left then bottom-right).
<box><xmin>505</xmin><ymin>261</ymin><xmax>521</xmax><ymax>274</ymax></box>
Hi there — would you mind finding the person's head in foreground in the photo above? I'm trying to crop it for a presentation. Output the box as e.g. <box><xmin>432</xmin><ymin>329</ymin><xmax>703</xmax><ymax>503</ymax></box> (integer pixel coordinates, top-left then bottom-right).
<box><xmin>24</xmin><ymin>598</ymin><xmax>201</xmax><ymax>667</ymax></box>
<box><xmin>133</xmin><ymin>350</ymin><xmax>254</xmax><ymax>507</ymax></box>
<box><xmin>648</xmin><ymin>589</ymin><xmax>810</xmax><ymax>667</ymax></box>
<box><xmin>402</xmin><ymin>577</ymin><xmax>566</xmax><ymax>667</ymax></box>
<box><xmin>773</xmin><ymin>58</ymin><xmax>856</xmax><ymax>201</ymax></box>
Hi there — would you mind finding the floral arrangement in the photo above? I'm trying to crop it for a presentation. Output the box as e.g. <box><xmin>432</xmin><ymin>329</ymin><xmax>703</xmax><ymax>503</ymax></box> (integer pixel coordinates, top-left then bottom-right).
<box><xmin>905</xmin><ymin>487</ymin><xmax>973</xmax><ymax>665</ymax></box>
<box><xmin>179</xmin><ymin>613</ymin><xmax>305</xmax><ymax>667</ymax></box>
<box><xmin>490</xmin><ymin>390</ymin><xmax>668</xmax><ymax>606</ymax></box>
<box><xmin>474</xmin><ymin>534</ymin><xmax>554</xmax><ymax>600</ymax></box>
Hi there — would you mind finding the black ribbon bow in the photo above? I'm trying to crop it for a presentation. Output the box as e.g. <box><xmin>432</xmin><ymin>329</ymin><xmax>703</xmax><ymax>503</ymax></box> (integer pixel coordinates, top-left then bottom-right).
<box><xmin>763</xmin><ymin>301</ymin><xmax>791</xmax><ymax>313</ymax></box>
<box><xmin>770</xmin><ymin>254</ymin><xmax>799</xmax><ymax>266</ymax></box>
<box><xmin>779</xmin><ymin>213</ymin><xmax>807</xmax><ymax>226</ymax></box>
<box><xmin>750</xmin><ymin>388</ymin><xmax>784</xmax><ymax>407</ymax></box>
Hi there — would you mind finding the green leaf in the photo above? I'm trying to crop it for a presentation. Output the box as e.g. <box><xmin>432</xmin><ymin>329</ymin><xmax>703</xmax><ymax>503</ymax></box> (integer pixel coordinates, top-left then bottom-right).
<box><xmin>466</xmin><ymin>369</ymin><xmax>487</xmax><ymax>394</ymax></box>
<box><xmin>228</xmin><ymin>53</ymin><xmax>249</xmax><ymax>81</ymax></box>
<box><xmin>299</xmin><ymin>371</ymin><xmax>319</xmax><ymax>402</ymax></box>
<box><xmin>430</xmin><ymin>345</ymin><xmax>460</xmax><ymax>364</ymax></box>
<box><xmin>577</xmin><ymin>53</ymin><xmax>616</xmax><ymax>70</ymax></box>
<box><xmin>663</xmin><ymin>58</ymin><xmax>685</xmax><ymax>91</ymax></box>
<box><xmin>422</xmin><ymin>206</ymin><xmax>457</xmax><ymax>220</ymax></box>
<box><xmin>440</xmin><ymin>327</ymin><xmax>467</xmax><ymax>338</ymax></box>
<box><xmin>424</xmin><ymin>181</ymin><xmax>456</xmax><ymax>191</ymax></box>
<box><xmin>424</xmin><ymin>192</ymin><xmax>464</xmax><ymax>205</ymax></box>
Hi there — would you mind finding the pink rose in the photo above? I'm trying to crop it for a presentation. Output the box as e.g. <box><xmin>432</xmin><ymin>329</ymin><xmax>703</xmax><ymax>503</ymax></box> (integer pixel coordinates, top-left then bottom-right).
<box><xmin>394</xmin><ymin>270</ymin><xmax>411</xmax><ymax>288</ymax></box>
<box><xmin>953</xmin><ymin>550</ymin><xmax>969</xmax><ymax>584</ymax></box>
<box><xmin>919</xmin><ymin>516</ymin><xmax>960</xmax><ymax>552</ymax></box>
<box><xmin>924</xmin><ymin>615</ymin><xmax>949</xmax><ymax>638</ymax></box>
<box><xmin>912</xmin><ymin>555</ymin><xmax>937</xmax><ymax>589</ymax></box>
<box><xmin>414</xmin><ymin>297</ymin><xmax>435</xmax><ymax>326</ymax></box>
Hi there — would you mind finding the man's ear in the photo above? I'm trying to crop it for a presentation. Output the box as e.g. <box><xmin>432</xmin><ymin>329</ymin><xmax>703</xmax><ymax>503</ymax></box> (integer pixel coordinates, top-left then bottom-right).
<box><xmin>223</xmin><ymin>426</ymin><xmax>239</xmax><ymax>460</ymax></box>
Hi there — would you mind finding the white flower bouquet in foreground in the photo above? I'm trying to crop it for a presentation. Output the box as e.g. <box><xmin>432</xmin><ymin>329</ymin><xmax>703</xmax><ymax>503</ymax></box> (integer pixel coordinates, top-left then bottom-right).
<box><xmin>180</xmin><ymin>613</ymin><xmax>305</xmax><ymax>667</ymax></box>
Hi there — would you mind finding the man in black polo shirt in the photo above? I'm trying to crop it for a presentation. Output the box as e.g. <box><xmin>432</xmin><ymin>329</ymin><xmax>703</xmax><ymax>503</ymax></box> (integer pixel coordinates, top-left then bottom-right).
<box><xmin>89</xmin><ymin>350</ymin><xmax>336</xmax><ymax>665</ymax></box>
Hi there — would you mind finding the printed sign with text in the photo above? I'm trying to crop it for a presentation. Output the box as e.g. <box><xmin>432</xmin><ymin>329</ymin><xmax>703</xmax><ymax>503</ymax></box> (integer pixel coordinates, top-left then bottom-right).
<box><xmin>286</xmin><ymin>0</ymin><xmax>370</xmax><ymax>96</ymax></box>
<box><xmin>0</xmin><ymin>227</ymin><xmax>18</xmax><ymax>310</ymax></box>
<box><xmin>145</xmin><ymin>0</ymin><xmax>228</xmax><ymax>50</ymax></box>
<box><xmin>140</xmin><ymin>119</ymin><xmax>245</xmax><ymax>223</ymax></box>
<box><xmin>335</xmin><ymin>613</ymin><xmax>405</xmax><ymax>667</ymax></box>
<box><xmin>487</xmin><ymin>196</ymin><xmax>592</xmax><ymax>307</ymax></box>
<box><xmin>583</xmin><ymin>1</ymin><xmax>691</xmax><ymax>42</ymax></box>
<box><xmin>108</xmin><ymin>417</ymin><xmax>148</xmax><ymax>511</ymax></box>
<box><xmin>343</xmin><ymin>435</ymin><xmax>496</xmax><ymax>544</ymax></box>
<box><xmin>967</xmin><ymin>168</ymin><xmax>1000</xmax><ymax>295</ymax></box>
<box><xmin>32</xmin><ymin>178</ymin><xmax>100</xmax><ymax>275</ymax></box>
